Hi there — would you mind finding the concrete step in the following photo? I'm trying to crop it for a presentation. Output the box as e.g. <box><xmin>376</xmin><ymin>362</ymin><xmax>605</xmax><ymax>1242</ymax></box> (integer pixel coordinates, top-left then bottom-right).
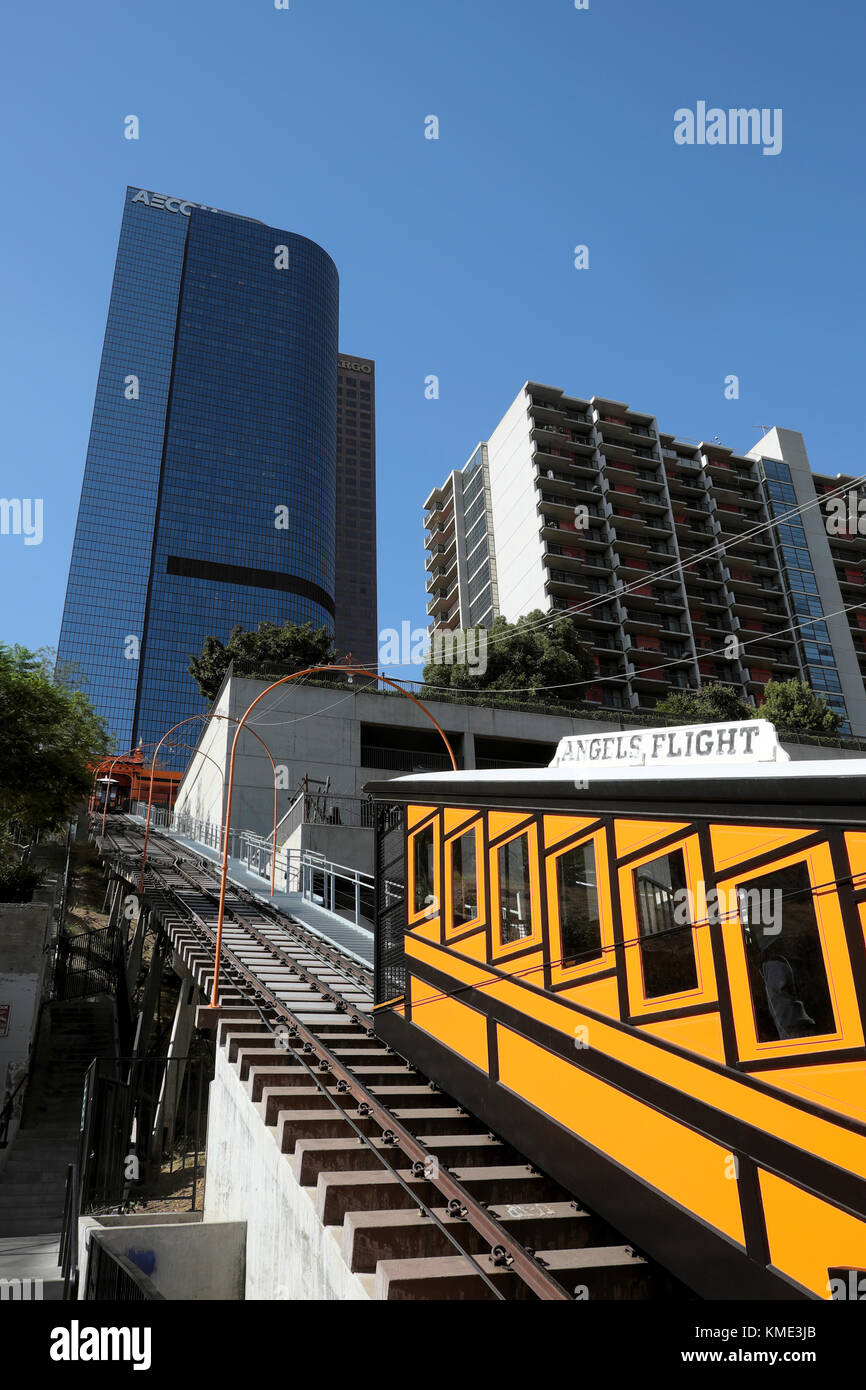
<box><xmin>342</xmin><ymin>1202</ymin><xmax>621</xmax><ymax>1273</ymax></box>
<box><xmin>244</xmin><ymin>1061</ymin><xmax>423</xmax><ymax>1097</ymax></box>
<box><xmin>0</xmin><ymin>1175</ymin><xmax>72</xmax><ymax>1190</ymax></box>
<box><xmin>315</xmin><ymin>1165</ymin><xmax>561</xmax><ymax>1226</ymax></box>
<box><xmin>0</xmin><ymin>1233</ymin><xmax>64</xmax><ymax>1293</ymax></box>
<box><xmin>0</xmin><ymin>1277</ymin><xmax>65</xmax><ymax>1300</ymax></box>
<box><xmin>316</xmin><ymin>1032</ymin><xmax>383</xmax><ymax>1051</ymax></box>
<box><xmin>0</xmin><ymin>1217</ymin><xmax>65</xmax><ymax>1236</ymax></box>
<box><xmin>10</xmin><ymin>1153</ymin><xmax>79</xmax><ymax>1164</ymax></box>
<box><xmin>292</xmin><ymin>1134</ymin><xmax>510</xmax><ymax>1185</ymax></box>
<box><xmin>323</xmin><ymin>1048</ymin><xmax>393</xmax><ymax>1063</ymax></box>
<box><xmin>225</xmin><ymin>1034</ymin><xmax>281</xmax><ymax>1064</ymax></box>
<box><xmin>4</xmin><ymin>1154</ymin><xmax>78</xmax><ymax>1168</ymax></box>
<box><xmin>372</xmin><ymin>1244</ymin><xmax>651</xmax><ymax>1300</ymax></box>
<box><xmin>0</xmin><ymin>1194</ymin><xmax>66</xmax><ymax>1209</ymax></box>
<box><xmin>258</xmin><ymin>1084</ymin><xmax>456</xmax><ymax>1125</ymax></box>
<box><xmin>271</xmin><ymin>1106</ymin><xmax>480</xmax><ymax>1154</ymax></box>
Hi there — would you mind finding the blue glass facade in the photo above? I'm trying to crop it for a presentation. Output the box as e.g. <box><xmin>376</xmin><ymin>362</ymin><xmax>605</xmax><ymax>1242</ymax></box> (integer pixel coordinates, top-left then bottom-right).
<box><xmin>58</xmin><ymin>187</ymin><xmax>339</xmax><ymax>761</ymax></box>
<box><xmin>761</xmin><ymin>458</ymin><xmax>850</xmax><ymax>731</ymax></box>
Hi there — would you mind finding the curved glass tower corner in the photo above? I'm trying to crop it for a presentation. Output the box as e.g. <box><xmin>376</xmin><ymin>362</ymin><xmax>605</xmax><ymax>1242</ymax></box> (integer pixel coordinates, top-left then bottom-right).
<box><xmin>58</xmin><ymin>187</ymin><xmax>339</xmax><ymax>762</ymax></box>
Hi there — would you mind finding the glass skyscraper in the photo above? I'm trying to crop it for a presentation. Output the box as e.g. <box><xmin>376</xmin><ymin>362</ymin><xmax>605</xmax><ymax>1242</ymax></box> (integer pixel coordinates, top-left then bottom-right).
<box><xmin>335</xmin><ymin>355</ymin><xmax>378</xmax><ymax>669</ymax></box>
<box><xmin>58</xmin><ymin>186</ymin><xmax>340</xmax><ymax>760</ymax></box>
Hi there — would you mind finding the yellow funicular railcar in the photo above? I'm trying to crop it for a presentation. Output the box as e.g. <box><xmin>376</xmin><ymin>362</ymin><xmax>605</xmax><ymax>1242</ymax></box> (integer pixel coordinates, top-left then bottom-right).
<box><xmin>367</xmin><ymin>720</ymin><xmax>866</xmax><ymax>1301</ymax></box>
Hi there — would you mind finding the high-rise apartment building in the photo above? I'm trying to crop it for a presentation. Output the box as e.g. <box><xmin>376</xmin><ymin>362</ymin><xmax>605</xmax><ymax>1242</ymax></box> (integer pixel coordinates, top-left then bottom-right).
<box><xmin>423</xmin><ymin>383</ymin><xmax>866</xmax><ymax>733</ymax></box>
<box><xmin>335</xmin><ymin>355</ymin><xmax>378</xmax><ymax>668</ymax></box>
<box><xmin>58</xmin><ymin>186</ymin><xmax>376</xmax><ymax>759</ymax></box>
<box><xmin>424</xmin><ymin>444</ymin><xmax>499</xmax><ymax>632</ymax></box>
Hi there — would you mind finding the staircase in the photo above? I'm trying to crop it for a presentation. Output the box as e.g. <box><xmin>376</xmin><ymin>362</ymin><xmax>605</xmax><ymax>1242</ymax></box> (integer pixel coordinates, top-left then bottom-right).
<box><xmin>0</xmin><ymin>997</ymin><xmax>116</xmax><ymax>1298</ymax></box>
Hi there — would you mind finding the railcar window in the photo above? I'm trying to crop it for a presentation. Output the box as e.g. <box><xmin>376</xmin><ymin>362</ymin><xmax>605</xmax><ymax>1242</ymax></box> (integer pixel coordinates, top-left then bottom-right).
<box><xmin>413</xmin><ymin>824</ymin><xmax>436</xmax><ymax>916</ymax></box>
<box><xmin>634</xmin><ymin>849</ymin><xmax>699</xmax><ymax>998</ymax></box>
<box><xmin>557</xmin><ymin>841</ymin><xmax>603</xmax><ymax>965</ymax></box>
<box><xmin>451</xmin><ymin>830</ymin><xmax>478</xmax><ymax>927</ymax></box>
<box><xmin>738</xmin><ymin>862</ymin><xmax>835</xmax><ymax>1042</ymax></box>
<box><xmin>498</xmin><ymin>834</ymin><xmax>533</xmax><ymax>944</ymax></box>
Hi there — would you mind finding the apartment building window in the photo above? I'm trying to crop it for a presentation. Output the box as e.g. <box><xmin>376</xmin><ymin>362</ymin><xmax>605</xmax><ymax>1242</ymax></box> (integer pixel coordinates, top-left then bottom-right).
<box><xmin>803</xmin><ymin>643</ymin><xmax>837</xmax><ymax>667</ymax></box>
<box><xmin>762</xmin><ymin>460</ymin><xmax>794</xmax><ymax>482</ymax></box>
<box><xmin>468</xmin><ymin>561</ymin><xmax>491</xmax><ymax>604</ymax></box>
<box><xmin>792</xmin><ymin>593</ymin><xmax>824</xmax><ymax>621</ymax></box>
<box><xmin>808</xmin><ymin>667</ymin><xmax>843</xmax><ymax>693</ymax></box>
<box><xmin>789</xmin><ymin>570</ymin><xmax>819</xmax><ymax>594</ymax></box>
<box><xmin>781</xmin><ymin>546</ymin><xmax>813</xmax><ymax>571</ymax></box>
<box><xmin>767</xmin><ymin>479</ymin><xmax>797</xmax><ymax>506</ymax></box>
<box><xmin>465</xmin><ymin>514</ymin><xmax>487</xmax><ymax>552</ymax></box>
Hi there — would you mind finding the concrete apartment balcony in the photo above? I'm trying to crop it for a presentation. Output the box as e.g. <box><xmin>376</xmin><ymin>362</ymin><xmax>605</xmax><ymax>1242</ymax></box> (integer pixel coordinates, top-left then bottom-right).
<box><xmin>535</xmin><ymin>466</ymin><xmax>575</xmax><ymax>497</ymax></box>
<box><xmin>427</xmin><ymin>587</ymin><xmax>455</xmax><ymax>618</ymax></box>
<box><xmin>544</xmin><ymin>568</ymin><xmax>589</xmax><ymax>595</ymax></box>
<box><xmin>609</xmin><ymin>510</ymin><xmax>672</xmax><ymax>540</ymax></box>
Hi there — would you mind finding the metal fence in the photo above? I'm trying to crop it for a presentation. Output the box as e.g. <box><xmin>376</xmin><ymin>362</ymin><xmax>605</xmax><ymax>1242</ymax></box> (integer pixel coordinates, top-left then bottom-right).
<box><xmin>52</xmin><ymin>920</ymin><xmax>124</xmax><ymax>1002</ymax></box>
<box><xmin>164</xmin><ymin>814</ymin><xmax>376</xmax><ymax>930</ymax></box>
<box><xmin>374</xmin><ymin>804</ymin><xmax>407</xmax><ymax>1004</ymax></box>
<box><xmin>84</xmin><ymin>1236</ymin><xmax>165</xmax><ymax>1301</ymax></box>
<box><xmin>360</xmin><ymin>744</ymin><xmax>454</xmax><ymax>772</ymax></box>
<box><xmin>76</xmin><ymin>1054</ymin><xmax>210</xmax><ymax>1217</ymax></box>
<box><xmin>130</xmin><ymin>801</ymin><xmax>169</xmax><ymax>828</ymax></box>
<box><xmin>301</xmin><ymin>853</ymin><xmax>375</xmax><ymax>927</ymax></box>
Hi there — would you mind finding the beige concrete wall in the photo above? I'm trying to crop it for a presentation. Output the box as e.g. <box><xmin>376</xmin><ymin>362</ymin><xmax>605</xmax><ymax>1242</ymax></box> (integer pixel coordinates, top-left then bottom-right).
<box><xmin>203</xmin><ymin>1045</ymin><xmax>369</xmax><ymax>1300</ymax></box>
<box><xmin>0</xmin><ymin>903</ymin><xmax>52</xmax><ymax>1165</ymax></box>
<box><xmin>80</xmin><ymin>1215</ymin><xmax>245</xmax><ymax>1300</ymax></box>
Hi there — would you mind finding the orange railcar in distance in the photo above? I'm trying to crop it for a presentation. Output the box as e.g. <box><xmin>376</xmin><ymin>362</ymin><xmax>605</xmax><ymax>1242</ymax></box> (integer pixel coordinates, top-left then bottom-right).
<box><xmin>366</xmin><ymin>720</ymin><xmax>866</xmax><ymax>1301</ymax></box>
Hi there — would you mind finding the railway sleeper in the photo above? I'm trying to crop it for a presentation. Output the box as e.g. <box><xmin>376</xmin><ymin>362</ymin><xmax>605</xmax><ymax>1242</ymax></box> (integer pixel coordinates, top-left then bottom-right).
<box><xmin>373</xmin><ymin>1246</ymin><xmax>652</xmax><ymax>1301</ymax></box>
<box><xmin>315</xmin><ymin>1166</ymin><xmax>563</xmax><ymax>1226</ymax></box>
<box><xmin>271</xmin><ymin>1106</ymin><xmax>478</xmax><ymax>1152</ymax></box>
<box><xmin>342</xmin><ymin>1202</ymin><xmax>621</xmax><ymax>1272</ymax></box>
<box><xmin>290</xmin><ymin>1133</ymin><xmax>513</xmax><ymax>1184</ymax></box>
<box><xmin>259</xmin><ymin>1083</ymin><xmax>463</xmax><ymax>1124</ymax></box>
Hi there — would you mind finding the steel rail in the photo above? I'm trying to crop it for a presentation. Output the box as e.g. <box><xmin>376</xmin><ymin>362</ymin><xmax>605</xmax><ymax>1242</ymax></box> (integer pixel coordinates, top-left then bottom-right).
<box><xmin>144</xmin><ymin>867</ymin><xmax>509</xmax><ymax>1300</ymax></box>
<box><xmin>136</xmin><ymin>851</ymin><xmax>573</xmax><ymax>1301</ymax></box>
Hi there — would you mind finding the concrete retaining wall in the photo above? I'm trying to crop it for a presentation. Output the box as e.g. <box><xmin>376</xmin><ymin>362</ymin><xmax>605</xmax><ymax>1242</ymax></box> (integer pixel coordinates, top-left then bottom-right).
<box><xmin>0</xmin><ymin>903</ymin><xmax>52</xmax><ymax>1167</ymax></box>
<box><xmin>79</xmin><ymin>1213</ymin><xmax>245</xmax><ymax>1300</ymax></box>
<box><xmin>203</xmin><ymin>1044</ymin><xmax>370</xmax><ymax>1300</ymax></box>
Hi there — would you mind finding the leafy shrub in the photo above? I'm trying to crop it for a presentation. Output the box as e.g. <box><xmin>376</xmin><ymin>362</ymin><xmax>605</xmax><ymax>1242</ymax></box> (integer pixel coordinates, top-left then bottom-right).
<box><xmin>0</xmin><ymin>861</ymin><xmax>44</xmax><ymax>903</ymax></box>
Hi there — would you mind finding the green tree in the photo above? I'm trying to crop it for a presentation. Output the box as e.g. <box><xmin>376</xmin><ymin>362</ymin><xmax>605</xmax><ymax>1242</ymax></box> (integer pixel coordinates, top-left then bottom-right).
<box><xmin>421</xmin><ymin>612</ymin><xmax>596</xmax><ymax>704</ymax></box>
<box><xmin>758</xmin><ymin>679</ymin><xmax>842</xmax><ymax>736</ymax></box>
<box><xmin>0</xmin><ymin>644</ymin><xmax>109</xmax><ymax>841</ymax></box>
<box><xmin>188</xmin><ymin>620</ymin><xmax>336</xmax><ymax>701</ymax></box>
<box><xmin>654</xmin><ymin>681</ymin><xmax>754</xmax><ymax>725</ymax></box>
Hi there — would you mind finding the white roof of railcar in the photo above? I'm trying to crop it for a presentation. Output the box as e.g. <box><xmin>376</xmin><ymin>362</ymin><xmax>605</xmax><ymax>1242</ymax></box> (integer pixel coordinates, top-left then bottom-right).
<box><xmin>392</xmin><ymin>758</ymin><xmax>866</xmax><ymax>788</ymax></box>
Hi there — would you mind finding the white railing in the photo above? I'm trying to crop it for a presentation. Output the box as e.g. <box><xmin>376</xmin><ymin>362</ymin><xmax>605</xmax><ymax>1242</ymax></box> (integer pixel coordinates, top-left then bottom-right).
<box><xmin>131</xmin><ymin>801</ymin><xmax>169</xmax><ymax>828</ymax></box>
<box><xmin>167</xmin><ymin>814</ymin><xmax>375</xmax><ymax>929</ymax></box>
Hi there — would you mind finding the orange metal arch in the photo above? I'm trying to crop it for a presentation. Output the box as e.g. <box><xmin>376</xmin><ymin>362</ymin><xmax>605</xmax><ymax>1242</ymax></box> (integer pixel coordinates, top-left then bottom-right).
<box><xmin>208</xmin><ymin>666</ymin><xmax>458</xmax><ymax>1007</ymax></box>
<box><xmin>139</xmin><ymin>713</ymin><xmax>280</xmax><ymax>894</ymax></box>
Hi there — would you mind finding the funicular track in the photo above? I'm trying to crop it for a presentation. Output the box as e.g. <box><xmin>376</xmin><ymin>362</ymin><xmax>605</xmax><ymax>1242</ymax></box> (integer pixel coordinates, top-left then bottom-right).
<box><xmin>97</xmin><ymin>817</ymin><xmax>688</xmax><ymax>1302</ymax></box>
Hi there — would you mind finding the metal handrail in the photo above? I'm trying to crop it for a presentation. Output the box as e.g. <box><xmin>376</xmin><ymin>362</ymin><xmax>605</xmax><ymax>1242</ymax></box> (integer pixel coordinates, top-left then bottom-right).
<box><xmin>60</xmin><ymin>1163</ymin><xmax>79</xmax><ymax>1299</ymax></box>
<box><xmin>143</xmin><ymin>812</ymin><xmax>376</xmax><ymax>927</ymax></box>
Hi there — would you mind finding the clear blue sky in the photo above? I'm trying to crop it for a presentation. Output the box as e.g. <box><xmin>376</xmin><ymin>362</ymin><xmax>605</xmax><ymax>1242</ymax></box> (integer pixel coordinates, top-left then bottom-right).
<box><xmin>2</xmin><ymin>0</ymin><xmax>864</xmax><ymax>674</ymax></box>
